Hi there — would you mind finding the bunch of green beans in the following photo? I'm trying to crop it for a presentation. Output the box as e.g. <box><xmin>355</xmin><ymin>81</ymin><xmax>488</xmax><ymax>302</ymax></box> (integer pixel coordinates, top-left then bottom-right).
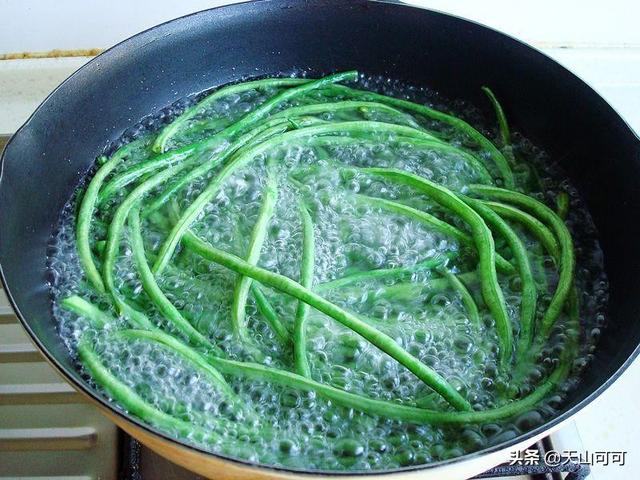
<box><xmin>62</xmin><ymin>72</ymin><xmax>579</xmax><ymax>455</ymax></box>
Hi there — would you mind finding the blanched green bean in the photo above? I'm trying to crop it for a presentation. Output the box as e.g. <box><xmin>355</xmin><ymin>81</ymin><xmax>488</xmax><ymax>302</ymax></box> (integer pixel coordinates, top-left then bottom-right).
<box><xmin>60</xmin><ymin>295</ymin><xmax>114</xmax><ymax>329</ymax></box>
<box><xmin>97</xmin><ymin>147</ymin><xmax>206</xmax><ymax>205</ymax></box>
<box><xmin>463</xmin><ymin>196</ymin><xmax>536</xmax><ymax>359</ymax></box>
<box><xmin>143</xmin><ymin>120</ymin><xmax>292</xmax><ymax>217</ymax></box>
<box><xmin>354</xmin><ymin>193</ymin><xmax>515</xmax><ymax>274</ymax></box>
<box><xmin>152</xmin><ymin>120</ymin><xmax>446</xmax><ymax>276</ymax></box>
<box><xmin>293</xmin><ymin>200</ymin><xmax>315</xmax><ymax>377</ymax></box>
<box><xmin>250</xmin><ymin>283</ymin><xmax>291</xmax><ymax>343</ymax></box>
<box><xmin>182</xmin><ymin>230</ymin><xmax>472</xmax><ymax>411</ymax></box>
<box><xmin>129</xmin><ymin>206</ymin><xmax>218</xmax><ymax>350</ymax></box>
<box><xmin>77</xmin><ymin>139</ymin><xmax>146</xmax><ymax>292</ymax></box>
<box><xmin>481</xmin><ymin>86</ymin><xmax>511</xmax><ymax>147</ymax></box>
<box><xmin>438</xmin><ymin>269</ymin><xmax>481</xmax><ymax>332</ymax></box>
<box><xmin>231</xmin><ymin>172</ymin><xmax>278</xmax><ymax>341</ymax></box>
<box><xmin>78</xmin><ymin>337</ymin><xmax>221</xmax><ymax>443</ymax></box>
<box><xmin>206</xmin><ymin>350</ymin><xmax>570</xmax><ymax>425</ymax></box>
<box><xmin>101</xmin><ymin>159</ymin><xmax>195</xmax><ymax>323</ymax></box>
<box><xmin>469</xmin><ymin>185</ymin><xmax>575</xmax><ymax>338</ymax></box>
<box><xmin>356</xmin><ymin>168</ymin><xmax>513</xmax><ymax>367</ymax></box>
<box><xmin>114</xmin><ymin>329</ymin><xmax>234</xmax><ymax>399</ymax></box>
<box><xmin>324</xmin><ymin>85</ymin><xmax>514</xmax><ymax>187</ymax></box>
<box><xmin>557</xmin><ymin>192</ymin><xmax>570</xmax><ymax>220</ymax></box>
<box><xmin>315</xmin><ymin>255</ymin><xmax>451</xmax><ymax>293</ymax></box>
<box><xmin>303</xmin><ymin>134</ymin><xmax>494</xmax><ymax>184</ymax></box>
<box><xmin>153</xmin><ymin>77</ymin><xmax>310</xmax><ymax>153</ymax></box>
<box><xmin>482</xmin><ymin>201</ymin><xmax>560</xmax><ymax>260</ymax></box>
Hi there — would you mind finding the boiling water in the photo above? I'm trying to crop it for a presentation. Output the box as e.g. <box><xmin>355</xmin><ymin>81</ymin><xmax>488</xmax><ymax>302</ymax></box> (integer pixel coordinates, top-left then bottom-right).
<box><xmin>48</xmin><ymin>74</ymin><xmax>608</xmax><ymax>471</ymax></box>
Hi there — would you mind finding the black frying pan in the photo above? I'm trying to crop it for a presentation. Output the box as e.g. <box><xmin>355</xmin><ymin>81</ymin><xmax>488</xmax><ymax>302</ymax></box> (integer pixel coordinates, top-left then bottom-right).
<box><xmin>1</xmin><ymin>1</ymin><xmax>639</xmax><ymax>478</ymax></box>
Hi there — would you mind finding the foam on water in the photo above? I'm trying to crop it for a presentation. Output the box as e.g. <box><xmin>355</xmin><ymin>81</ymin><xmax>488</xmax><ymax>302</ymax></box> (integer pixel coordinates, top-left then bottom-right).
<box><xmin>48</xmin><ymin>73</ymin><xmax>608</xmax><ymax>471</ymax></box>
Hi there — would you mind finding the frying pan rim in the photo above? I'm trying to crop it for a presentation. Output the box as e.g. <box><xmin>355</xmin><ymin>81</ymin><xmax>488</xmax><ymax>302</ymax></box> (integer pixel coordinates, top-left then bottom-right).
<box><xmin>1</xmin><ymin>0</ymin><xmax>639</xmax><ymax>475</ymax></box>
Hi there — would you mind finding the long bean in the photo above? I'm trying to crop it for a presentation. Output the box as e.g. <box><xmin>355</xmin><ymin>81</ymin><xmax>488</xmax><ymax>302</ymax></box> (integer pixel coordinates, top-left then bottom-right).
<box><xmin>250</xmin><ymin>283</ymin><xmax>291</xmax><ymax>343</ymax></box>
<box><xmin>469</xmin><ymin>185</ymin><xmax>575</xmax><ymax>338</ymax></box>
<box><xmin>354</xmin><ymin>194</ymin><xmax>515</xmax><ymax>274</ymax></box>
<box><xmin>324</xmin><ymin>85</ymin><xmax>514</xmax><ymax>187</ymax></box>
<box><xmin>267</xmin><ymin>100</ymin><xmax>424</xmax><ymax>130</ymax></box>
<box><xmin>463</xmin><ymin>196</ymin><xmax>537</xmax><ymax>358</ymax></box>
<box><xmin>77</xmin><ymin>139</ymin><xmax>146</xmax><ymax>292</ymax></box>
<box><xmin>153</xmin><ymin>77</ymin><xmax>310</xmax><ymax>153</ymax></box>
<box><xmin>100</xmin><ymin>151</ymin><xmax>205</xmax><ymax>331</ymax></box>
<box><xmin>356</xmin><ymin>168</ymin><xmax>513</xmax><ymax>367</ymax></box>
<box><xmin>143</xmin><ymin>99</ymin><xmax>431</xmax><ymax>212</ymax></box>
<box><xmin>293</xmin><ymin>200</ymin><xmax>315</xmax><ymax>377</ymax></box>
<box><xmin>210</xmin><ymin>71</ymin><xmax>358</xmax><ymax>141</ymax></box>
<box><xmin>60</xmin><ymin>295</ymin><xmax>114</xmax><ymax>329</ymax></box>
<box><xmin>438</xmin><ymin>269</ymin><xmax>481</xmax><ymax>332</ymax></box>
<box><xmin>305</xmin><ymin>135</ymin><xmax>494</xmax><ymax>185</ymax></box>
<box><xmin>182</xmin><ymin>230</ymin><xmax>472</xmax><ymax>411</ymax></box>
<box><xmin>231</xmin><ymin>171</ymin><xmax>278</xmax><ymax>341</ymax></box>
<box><xmin>556</xmin><ymin>192</ymin><xmax>570</xmax><ymax>220</ymax></box>
<box><xmin>316</xmin><ymin>255</ymin><xmax>452</xmax><ymax>293</ymax></box>
<box><xmin>481</xmin><ymin>86</ymin><xmax>511</xmax><ymax>147</ymax></box>
<box><xmin>143</xmin><ymin>120</ymin><xmax>292</xmax><ymax>217</ymax></box>
<box><xmin>114</xmin><ymin>329</ymin><xmax>235</xmax><ymax>399</ymax></box>
<box><xmin>97</xmin><ymin>146</ymin><xmax>212</xmax><ymax>205</ymax></box>
<box><xmin>78</xmin><ymin>337</ymin><xmax>220</xmax><ymax>444</ymax></box>
<box><xmin>129</xmin><ymin>206</ymin><xmax>218</xmax><ymax>350</ymax></box>
<box><xmin>482</xmin><ymin>201</ymin><xmax>560</xmax><ymax>260</ymax></box>
<box><xmin>206</xmin><ymin>351</ymin><xmax>570</xmax><ymax>425</ymax></box>
<box><xmin>152</xmin><ymin>120</ymin><xmax>445</xmax><ymax>276</ymax></box>
<box><xmin>342</xmin><ymin>271</ymin><xmax>479</xmax><ymax>305</ymax></box>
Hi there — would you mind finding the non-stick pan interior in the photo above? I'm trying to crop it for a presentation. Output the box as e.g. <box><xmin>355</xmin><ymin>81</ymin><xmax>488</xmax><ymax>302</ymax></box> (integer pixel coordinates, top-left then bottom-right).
<box><xmin>1</xmin><ymin>0</ymin><xmax>639</xmax><ymax>472</ymax></box>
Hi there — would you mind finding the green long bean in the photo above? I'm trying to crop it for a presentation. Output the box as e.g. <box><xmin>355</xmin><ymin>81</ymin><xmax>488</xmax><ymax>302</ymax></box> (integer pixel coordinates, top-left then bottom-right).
<box><xmin>97</xmin><ymin>146</ymin><xmax>211</xmax><ymax>205</ymax></box>
<box><xmin>99</xmin><ymin>148</ymin><xmax>207</xmax><ymax>332</ymax></box>
<box><xmin>143</xmin><ymin>120</ymin><xmax>293</xmax><ymax>217</ymax></box>
<box><xmin>301</xmin><ymin>134</ymin><xmax>494</xmax><ymax>185</ymax></box>
<box><xmin>77</xmin><ymin>139</ymin><xmax>145</xmax><ymax>292</ymax></box>
<box><xmin>231</xmin><ymin>171</ymin><xmax>278</xmax><ymax>341</ymax></box>
<box><xmin>469</xmin><ymin>185</ymin><xmax>575</xmax><ymax>338</ymax></box>
<box><xmin>182</xmin><ymin>230</ymin><xmax>472</xmax><ymax>411</ymax></box>
<box><xmin>481</xmin><ymin>87</ymin><xmax>511</xmax><ymax>147</ymax></box>
<box><xmin>482</xmin><ymin>201</ymin><xmax>560</xmax><ymax>260</ymax></box>
<box><xmin>114</xmin><ymin>329</ymin><xmax>234</xmax><ymax>399</ymax></box>
<box><xmin>143</xmin><ymin>99</ymin><xmax>432</xmax><ymax>211</ymax></box>
<box><xmin>557</xmin><ymin>192</ymin><xmax>570</xmax><ymax>220</ymax></box>
<box><xmin>206</xmin><ymin>350</ymin><xmax>570</xmax><ymax>425</ymax></box>
<box><xmin>152</xmin><ymin>120</ymin><xmax>444</xmax><ymax>276</ymax></box>
<box><xmin>315</xmin><ymin>255</ymin><xmax>452</xmax><ymax>293</ymax></box>
<box><xmin>356</xmin><ymin>168</ymin><xmax>513</xmax><ymax>367</ymax></box>
<box><xmin>340</xmin><ymin>271</ymin><xmax>479</xmax><ymax>305</ymax></box>
<box><xmin>354</xmin><ymin>193</ymin><xmax>515</xmax><ymax>274</ymax></box>
<box><xmin>60</xmin><ymin>295</ymin><xmax>114</xmax><ymax>328</ymax></box>
<box><xmin>267</xmin><ymin>100</ymin><xmax>424</xmax><ymax>129</ymax></box>
<box><xmin>463</xmin><ymin>196</ymin><xmax>537</xmax><ymax>358</ymax></box>
<box><xmin>153</xmin><ymin>77</ymin><xmax>309</xmax><ymax>153</ymax></box>
<box><xmin>438</xmin><ymin>269</ymin><xmax>481</xmax><ymax>332</ymax></box>
<box><xmin>78</xmin><ymin>337</ymin><xmax>220</xmax><ymax>444</ymax></box>
<box><xmin>293</xmin><ymin>200</ymin><xmax>315</xmax><ymax>378</ymax></box>
<box><xmin>250</xmin><ymin>283</ymin><xmax>291</xmax><ymax>343</ymax></box>
<box><xmin>129</xmin><ymin>206</ymin><xmax>217</xmax><ymax>350</ymax></box>
<box><xmin>324</xmin><ymin>85</ymin><xmax>514</xmax><ymax>187</ymax></box>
